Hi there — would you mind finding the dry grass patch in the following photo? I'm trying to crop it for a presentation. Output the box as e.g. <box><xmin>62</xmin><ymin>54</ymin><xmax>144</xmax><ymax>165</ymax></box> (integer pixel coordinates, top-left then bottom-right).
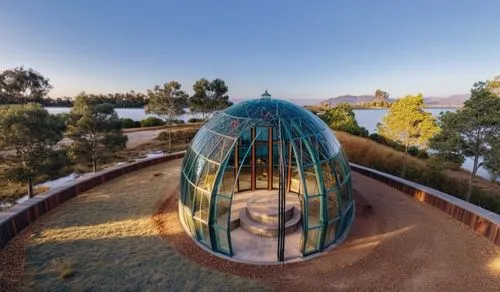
<box><xmin>21</xmin><ymin>160</ymin><xmax>266</xmax><ymax>291</ymax></box>
<box><xmin>336</xmin><ymin>131</ymin><xmax>500</xmax><ymax>212</ymax></box>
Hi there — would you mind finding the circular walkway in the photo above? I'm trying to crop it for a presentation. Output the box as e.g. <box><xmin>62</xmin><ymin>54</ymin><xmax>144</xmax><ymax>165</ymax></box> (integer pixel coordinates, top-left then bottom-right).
<box><xmin>1</xmin><ymin>160</ymin><xmax>499</xmax><ymax>291</ymax></box>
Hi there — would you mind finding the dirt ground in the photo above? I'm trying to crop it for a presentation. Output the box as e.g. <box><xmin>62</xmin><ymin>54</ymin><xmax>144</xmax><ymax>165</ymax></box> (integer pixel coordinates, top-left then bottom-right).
<box><xmin>125</xmin><ymin>124</ymin><xmax>201</xmax><ymax>149</ymax></box>
<box><xmin>1</xmin><ymin>160</ymin><xmax>499</xmax><ymax>291</ymax></box>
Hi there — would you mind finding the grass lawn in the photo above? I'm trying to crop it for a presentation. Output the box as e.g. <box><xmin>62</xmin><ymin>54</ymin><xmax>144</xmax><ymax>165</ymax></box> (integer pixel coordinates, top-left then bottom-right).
<box><xmin>21</xmin><ymin>160</ymin><xmax>267</xmax><ymax>291</ymax></box>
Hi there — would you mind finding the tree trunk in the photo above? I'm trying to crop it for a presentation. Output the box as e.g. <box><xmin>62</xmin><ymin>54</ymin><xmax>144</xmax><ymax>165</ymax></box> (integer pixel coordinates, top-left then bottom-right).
<box><xmin>27</xmin><ymin>176</ymin><xmax>34</xmax><ymax>198</ymax></box>
<box><xmin>168</xmin><ymin>121</ymin><xmax>172</xmax><ymax>153</ymax></box>
<box><xmin>92</xmin><ymin>155</ymin><xmax>97</xmax><ymax>173</ymax></box>
<box><xmin>466</xmin><ymin>155</ymin><xmax>479</xmax><ymax>201</ymax></box>
<box><xmin>401</xmin><ymin>143</ymin><xmax>409</xmax><ymax>178</ymax></box>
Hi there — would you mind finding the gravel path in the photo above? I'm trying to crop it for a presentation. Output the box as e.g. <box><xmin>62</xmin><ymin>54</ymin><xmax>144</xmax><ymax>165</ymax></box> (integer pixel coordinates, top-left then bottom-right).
<box><xmin>1</xmin><ymin>161</ymin><xmax>499</xmax><ymax>291</ymax></box>
<box><xmin>155</xmin><ymin>172</ymin><xmax>500</xmax><ymax>291</ymax></box>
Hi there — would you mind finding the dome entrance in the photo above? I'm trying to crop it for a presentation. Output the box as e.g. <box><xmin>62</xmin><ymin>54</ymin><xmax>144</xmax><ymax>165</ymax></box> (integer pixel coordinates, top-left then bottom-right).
<box><xmin>179</xmin><ymin>94</ymin><xmax>354</xmax><ymax>263</ymax></box>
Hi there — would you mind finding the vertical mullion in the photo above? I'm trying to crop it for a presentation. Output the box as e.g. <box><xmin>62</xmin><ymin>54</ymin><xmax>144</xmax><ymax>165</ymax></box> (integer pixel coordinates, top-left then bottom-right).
<box><xmin>287</xmin><ymin>142</ymin><xmax>292</xmax><ymax>192</ymax></box>
<box><xmin>251</xmin><ymin>128</ymin><xmax>256</xmax><ymax>190</ymax></box>
<box><xmin>268</xmin><ymin>127</ymin><xmax>273</xmax><ymax>190</ymax></box>
<box><xmin>234</xmin><ymin>142</ymin><xmax>239</xmax><ymax>193</ymax></box>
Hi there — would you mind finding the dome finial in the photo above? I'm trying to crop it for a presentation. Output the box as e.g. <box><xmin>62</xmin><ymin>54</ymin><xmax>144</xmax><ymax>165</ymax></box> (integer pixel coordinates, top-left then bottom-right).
<box><xmin>261</xmin><ymin>90</ymin><xmax>271</xmax><ymax>99</ymax></box>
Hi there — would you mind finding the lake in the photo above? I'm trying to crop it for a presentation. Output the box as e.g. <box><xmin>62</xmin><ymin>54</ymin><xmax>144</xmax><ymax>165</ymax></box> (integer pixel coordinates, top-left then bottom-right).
<box><xmin>46</xmin><ymin>107</ymin><xmax>203</xmax><ymax>122</ymax></box>
<box><xmin>45</xmin><ymin>107</ymin><xmax>493</xmax><ymax>181</ymax></box>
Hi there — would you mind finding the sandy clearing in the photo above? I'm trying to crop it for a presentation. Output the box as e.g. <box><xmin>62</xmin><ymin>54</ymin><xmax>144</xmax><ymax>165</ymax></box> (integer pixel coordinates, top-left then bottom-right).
<box><xmin>154</xmin><ymin>172</ymin><xmax>500</xmax><ymax>291</ymax></box>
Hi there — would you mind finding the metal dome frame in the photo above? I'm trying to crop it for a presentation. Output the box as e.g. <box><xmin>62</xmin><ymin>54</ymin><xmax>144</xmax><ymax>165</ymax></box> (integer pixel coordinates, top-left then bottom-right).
<box><xmin>179</xmin><ymin>94</ymin><xmax>354</xmax><ymax>261</ymax></box>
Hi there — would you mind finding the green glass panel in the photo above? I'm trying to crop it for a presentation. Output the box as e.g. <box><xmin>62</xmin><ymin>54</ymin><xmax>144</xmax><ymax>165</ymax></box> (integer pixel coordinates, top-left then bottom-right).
<box><xmin>194</xmin><ymin>218</ymin><xmax>204</xmax><ymax>241</ymax></box>
<box><xmin>215</xmin><ymin>196</ymin><xmax>230</xmax><ymax>228</ymax></box>
<box><xmin>324</xmin><ymin>220</ymin><xmax>338</xmax><ymax>247</ymax></box>
<box><xmin>305</xmin><ymin>227</ymin><xmax>321</xmax><ymax>254</ymax></box>
<box><xmin>183</xmin><ymin>207</ymin><xmax>195</xmax><ymax>234</ymax></box>
<box><xmin>218</xmin><ymin>166</ymin><xmax>235</xmax><ymax>196</ymax></box>
<box><xmin>321</xmin><ymin>161</ymin><xmax>337</xmax><ymax>190</ymax></box>
<box><xmin>307</xmin><ymin>196</ymin><xmax>322</xmax><ymax>228</ymax></box>
<box><xmin>202</xmin><ymin>222</ymin><xmax>211</xmax><ymax>248</ymax></box>
<box><xmin>193</xmin><ymin>188</ymin><xmax>210</xmax><ymax>222</ymax></box>
<box><xmin>197</xmin><ymin>161</ymin><xmax>218</xmax><ymax>193</ymax></box>
<box><xmin>340</xmin><ymin>181</ymin><xmax>350</xmax><ymax>212</ymax></box>
<box><xmin>327</xmin><ymin>190</ymin><xmax>339</xmax><ymax>221</ymax></box>
<box><xmin>216</xmin><ymin>227</ymin><xmax>230</xmax><ymax>252</ymax></box>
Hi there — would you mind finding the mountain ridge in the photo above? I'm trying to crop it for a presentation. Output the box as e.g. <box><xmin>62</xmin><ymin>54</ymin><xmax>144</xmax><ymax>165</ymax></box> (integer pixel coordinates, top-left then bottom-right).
<box><xmin>323</xmin><ymin>93</ymin><xmax>469</xmax><ymax>108</ymax></box>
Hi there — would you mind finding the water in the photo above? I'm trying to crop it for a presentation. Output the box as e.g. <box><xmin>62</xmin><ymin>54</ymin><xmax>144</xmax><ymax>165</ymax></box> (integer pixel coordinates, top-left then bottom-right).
<box><xmin>353</xmin><ymin>108</ymin><xmax>455</xmax><ymax>133</ymax></box>
<box><xmin>45</xmin><ymin>107</ymin><xmax>494</xmax><ymax>181</ymax></box>
<box><xmin>46</xmin><ymin>107</ymin><xmax>203</xmax><ymax>122</ymax></box>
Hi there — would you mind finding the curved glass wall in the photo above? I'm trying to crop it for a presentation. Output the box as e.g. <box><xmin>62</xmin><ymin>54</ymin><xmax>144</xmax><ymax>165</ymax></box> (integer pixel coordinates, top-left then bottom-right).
<box><xmin>179</xmin><ymin>94</ymin><xmax>354</xmax><ymax>260</ymax></box>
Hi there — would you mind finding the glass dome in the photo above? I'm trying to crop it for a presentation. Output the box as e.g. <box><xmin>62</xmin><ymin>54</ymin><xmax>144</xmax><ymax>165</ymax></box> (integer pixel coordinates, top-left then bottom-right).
<box><xmin>179</xmin><ymin>93</ymin><xmax>354</xmax><ymax>262</ymax></box>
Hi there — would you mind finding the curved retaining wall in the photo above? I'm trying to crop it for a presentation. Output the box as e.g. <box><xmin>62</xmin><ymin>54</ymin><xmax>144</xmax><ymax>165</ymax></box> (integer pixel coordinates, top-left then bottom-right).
<box><xmin>1</xmin><ymin>155</ymin><xmax>499</xmax><ymax>249</ymax></box>
<box><xmin>0</xmin><ymin>151</ymin><xmax>186</xmax><ymax>249</ymax></box>
<box><xmin>350</xmin><ymin>163</ymin><xmax>500</xmax><ymax>246</ymax></box>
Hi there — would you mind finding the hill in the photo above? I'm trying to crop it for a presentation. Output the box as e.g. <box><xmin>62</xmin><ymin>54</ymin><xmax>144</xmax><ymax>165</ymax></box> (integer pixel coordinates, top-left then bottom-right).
<box><xmin>323</xmin><ymin>94</ymin><xmax>469</xmax><ymax>108</ymax></box>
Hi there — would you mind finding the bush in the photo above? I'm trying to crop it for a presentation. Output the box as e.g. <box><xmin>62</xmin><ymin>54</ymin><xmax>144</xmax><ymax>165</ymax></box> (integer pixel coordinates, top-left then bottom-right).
<box><xmin>172</xmin><ymin>119</ymin><xmax>185</xmax><ymax>124</ymax></box>
<box><xmin>416</xmin><ymin>150</ymin><xmax>429</xmax><ymax>159</ymax></box>
<box><xmin>121</xmin><ymin>118</ymin><xmax>138</xmax><ymax>128</ymax></box>
<box><xmin>188</xmin><ymin>118</ymin><xmax>204</xmax><ymax>123</ymax></box>
<box><xmin>369</xmin><ymin>133</ymin><xmax>386</xmax><ymax>145</ymax></box>
<box><xmin>140</xmin><ymin>117</ymin><xmax>165</xmax><ymax>127</ymax></box>
<box><xmin>408</xmin><ymin>146</ymin><xmax>419</xmax><ymax>157</ymax></box>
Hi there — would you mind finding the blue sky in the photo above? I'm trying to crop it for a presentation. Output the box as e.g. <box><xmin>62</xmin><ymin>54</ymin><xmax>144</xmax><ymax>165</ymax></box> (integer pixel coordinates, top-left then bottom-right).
<box><xmin>1</xmin><ymin>0</ymin><xmax>499</xmax><ymax>101</ymax></box>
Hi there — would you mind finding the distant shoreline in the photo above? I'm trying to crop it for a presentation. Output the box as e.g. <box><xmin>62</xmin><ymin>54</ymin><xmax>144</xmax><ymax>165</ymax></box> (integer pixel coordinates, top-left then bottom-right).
<box><xmin>350</xmin><ymin>106</ymin><xmax>461</xmax><ymax>110</ymax></box>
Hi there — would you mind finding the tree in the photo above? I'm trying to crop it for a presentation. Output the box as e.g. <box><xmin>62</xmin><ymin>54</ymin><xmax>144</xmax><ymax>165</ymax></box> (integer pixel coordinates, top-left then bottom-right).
<box><xmin>0</xmin><ymin>67</ymin><xmax>52</xmax><ymax>103</ymax></box>
<box><xmin>374</xmin><ymin>89</ymin><xmax>389</xmax><ymax>101</ymax></box>
<box><xmin>378</xmin><ymin>94</ymin><xmax>439</xmax><ymax>178</ymax></box>
<box><xmin>0</xmin><ymin>104</ymin><xmax>64</xmax><ymax>197</ymax></box>
<box><xmin>484</xmin><ymin>138</ymin><xmax>500</xmax><ymax>182</ymax></box>
<box><xmin>430</xmin><ymin>82</ymin><xmax>500</xmax><ymax>200</ymax></box>
<box><xmin>320</xmin><ymin>103</ymin><xmax>369</xmax><ymax>137</ymax></box>
<box><xmin>146</xmin><ymin>81</ymin><xmax>188</xmax><ymax>152</ymax></box>
<box><xmin>67</xmin><ymin>93</ymin><xmax>127</xmax><ymax>173</ymax></box>
<box><xmin>487</xmin><ymin>75</ymin><xmax>500</xmax><ymax>97</ymax></box>
<box><xmin>189</xmin><ymin>78</ymin><xmax>231</xmax><ymax>120</ymax></box>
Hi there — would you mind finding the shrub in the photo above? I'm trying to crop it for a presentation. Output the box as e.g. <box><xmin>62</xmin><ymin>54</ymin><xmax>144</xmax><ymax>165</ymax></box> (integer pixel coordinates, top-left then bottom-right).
<box><xmin>121</xmin><ymin>118</ymin><xmax>138</xmax><ymax>128</ymax></box>
<box><xmin>172</xmin><ymin>119</ymin><xmax>185</xmax><ymax>124</ymax></box>
<box><xmin>369</xmin><ymin>133</ymin><xmax>386</xmax><ymax>145</ymax></box>
<box><xmin>416</xmin><ymin>150</ymin><xmax>429</xmax><ymax>159</ymax></box>
<box><xmin>140</xmin><ymin>117</ymin><xmax>165</xmax><ymax>127</ymax></box>
<box><xmin>408</xmin><ymin>146</ymin><xmax>419</xmax><ymax>157</ymax></box>
<box><xmin>188</xmin><ymin>118</ymin><xmax>204</xmax><ymax>123</ymax></box>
